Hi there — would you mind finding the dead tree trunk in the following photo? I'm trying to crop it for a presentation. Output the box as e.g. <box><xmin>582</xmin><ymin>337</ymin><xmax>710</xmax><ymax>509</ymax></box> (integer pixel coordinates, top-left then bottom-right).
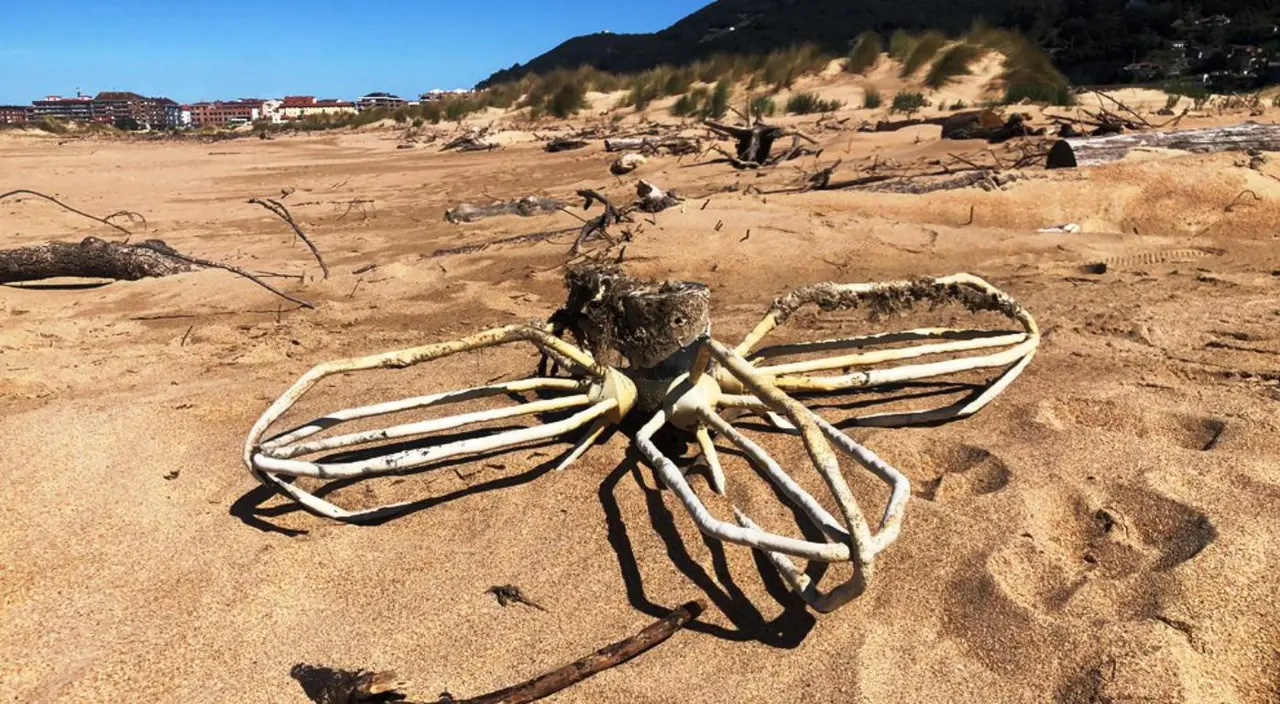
<box><xmin>445</xmin><ymin>197</ymin><xmax>565</xmax><ymax>223</ymax></box>
<box><xmin>0</xmin><ymin>237</ymin><xmax>198</xmax><ymax>283</ymax></box>
<box><xmin>548</xmin><ymin>264</ymin><xmax>710</xmax><ymax>387</ymax></box>
<box><xmin>705</xmin><ymin>120</ymin><xmax>785</xmax><ymax>166</ymax></box>
<box><xmin>1048</xmin><ymin>122</ymin><xmax>1280</xmax><ymax>168</ymax></box>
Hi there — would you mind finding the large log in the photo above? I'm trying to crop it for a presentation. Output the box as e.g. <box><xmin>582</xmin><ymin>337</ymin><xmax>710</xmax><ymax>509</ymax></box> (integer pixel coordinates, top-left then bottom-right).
<box><xmin>0</xmin><ymin>237</ymin><xmax>198</xmax><ymax>283</ymax></box>
<box><xmin>1048</xmin><ymin>121</ymin><xmax>1280</xmax><ymax>168</ymax></box>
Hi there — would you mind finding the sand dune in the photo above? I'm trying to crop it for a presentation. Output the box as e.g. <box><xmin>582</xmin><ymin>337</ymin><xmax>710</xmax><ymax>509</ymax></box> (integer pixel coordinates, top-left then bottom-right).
<box><xmin>1</xmin><ymin>89</ymin><xmax>1279</xmax><ymax>704</ymax></box>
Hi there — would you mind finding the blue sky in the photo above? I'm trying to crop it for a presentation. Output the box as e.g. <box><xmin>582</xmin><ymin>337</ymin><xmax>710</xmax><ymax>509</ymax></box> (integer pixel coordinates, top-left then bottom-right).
<box><xmin>0</xmin><ymin>0</ymin><xmax>710</xmax><ymax>104</ymax></box>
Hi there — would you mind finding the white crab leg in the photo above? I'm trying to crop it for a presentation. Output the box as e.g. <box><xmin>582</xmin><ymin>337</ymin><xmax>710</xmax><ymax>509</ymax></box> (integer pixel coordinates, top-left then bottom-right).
<box><xmin>256</xmin><ymin>399</ymin><xmax>617</xmax><ymax>479</ymax></box>
<box><xmin>269</xmin><ymin>394</ymin><xmax>593</xmax><ymax>459</ymax></box>
<box><xmin>262</xmin><ymin>378</ymin><xmax>585</xmax><ymax>451</ymax></box>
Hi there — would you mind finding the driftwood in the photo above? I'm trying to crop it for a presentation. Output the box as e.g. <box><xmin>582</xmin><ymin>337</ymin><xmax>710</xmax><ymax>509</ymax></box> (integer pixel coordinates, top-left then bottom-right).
<box><xmin>545</xmin><ymin>137</ymin><xmax>588</xmax><ymax>153</ymax></box>
<box><xmin>1</xmin><ymin>188</ymin><xmax>143</xmax><ymax>238</ymax></box>
<box><xmin>0</xmin><ymin>237</ymin><xmax>197</xmax><ymax>283</ymax></box>
<box><xmin>444</xmin><ymin>197</ymin><xmax>566</xmax><ymax>224</ymax></box>
<box><xmin>571</xmin><ymin>189</ymin><xmax>624</xmax><ymax>255</ymax></box>
<box><xmin>941</xmin><ymin>111</ymin><xmax>1043</xmax><ymax>143</ymax></box>
<box><xmin>610</xmin><ymin>153</ymin><xmax>647</xmax><ymax>175</ymax></box>
<box><xmin>441</xmin><ymin>134</ymin><xmax>498</xmax><ymax>152</ymax></box>
<box><xmin>872</xmin><ymin>115</ymin><xmax>952</xmax><ymax>132</ymax></box>
<box><xmin>426</xmin><ymin>226</ymin><xmax>579</xmax><ymax>258</ymax></box>
<box><xmin>704</xmin><ymin>120</ymin><xmax>788</xmax><ymax>166</ymax></box>
<box><xmin>290</xmin><ymin>601</ymin><xmax>704</xmax><ymax>704</ymax></box>
<box><xmin>447</xmin><ymin>600</ymin><xmax>704</xmax><ymax>704</ymax></box>
<box><xmin>603</xmin><ymin>136</ymin><xmax>700</xmax><ymax>155</ymax></box>
<box><xmin>248</xmin><ymin>197</ymin><xmax>329</xmax><ymax>279</ymax></box>
<box><xmin>1047</xmin><ymin>122</ymin><xmax>1280</xmax><ymax>168</ymax></box>
<box><xmin>636</xmin><ymin>180</ymin><xmax>679</xmax><ymax>213</ymax></box>
<box><xmin>0</xmin><ymin>237</ymin><xmax>315</xmax><ymax>308</ymax></box>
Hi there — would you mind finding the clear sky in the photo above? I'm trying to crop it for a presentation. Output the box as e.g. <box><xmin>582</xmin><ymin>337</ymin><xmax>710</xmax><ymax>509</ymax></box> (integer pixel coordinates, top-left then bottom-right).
<box><xmin>0</xmin><ymin>0</ymin><xmax>710</xmax><ymax>104</ymax></box>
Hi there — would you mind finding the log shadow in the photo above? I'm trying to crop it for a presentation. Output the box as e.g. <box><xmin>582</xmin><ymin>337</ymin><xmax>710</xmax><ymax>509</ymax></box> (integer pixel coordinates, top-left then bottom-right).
<box><xmin>598</xmin><ymin>442</ymin><xmax>817</xmax><ymax>648</ymax></box>
<box><xmin>2</xmin><ymin>280</ymin><xmax>113</xmax><ymax>290</ymax></box>
<box><xmin>232</xmin><ymin>419</ymin><xmax>588</xmax><ymax>534</ymax></box>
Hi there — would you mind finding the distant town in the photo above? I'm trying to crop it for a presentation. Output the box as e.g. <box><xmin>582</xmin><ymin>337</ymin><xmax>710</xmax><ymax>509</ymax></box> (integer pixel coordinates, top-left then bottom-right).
<box><xmin>0</xmin><ymin>90</ymin><xmax>473</xmax><ymax>130</ymax></box>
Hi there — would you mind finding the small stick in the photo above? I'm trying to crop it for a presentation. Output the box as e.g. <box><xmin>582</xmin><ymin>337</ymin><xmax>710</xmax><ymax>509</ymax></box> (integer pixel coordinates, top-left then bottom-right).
<box><xmin>740</xmin><ymin>229</ymin><xmax>751</xmax><ymax>242</ymax></box>
<box><xmin>141</xmin><ymin>241</ymin><xmax>316</xmax><ymax>310</ymax></box>
<box><xmin>963</xmin><ymin>204</ymin><xmax>975</xmax><ymax>227</ymax></box>
<box><xmin>180</xmin><ymin>325</ymin><xmax>193</xmax><ymax>347</ymax></box>
<box><xmin>1225</xmin><ymin>189</ymin><xmax>1261</xmax><ymax>213</ymax></box>
<box><xmin>249</xmin><ymin>197</ymin><xmax>330</xmax><ymax>279</ymax></box>
<box><xmin>448</xmin><ymin>600</ymin><xmax>705</xmax><ymax>704</ymax></box>
<box><xmin>0</xmin><ymin>189</ymin><xmax>136</xmax><ymax>237</ymax></box>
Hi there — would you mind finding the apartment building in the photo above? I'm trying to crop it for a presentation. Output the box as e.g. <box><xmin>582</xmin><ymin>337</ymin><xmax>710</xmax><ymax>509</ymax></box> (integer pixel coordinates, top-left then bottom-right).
<box><xmin>0</xmin><ymin>105</ymin><xmax>32</xmax><ymax>124</ymax></box>
<box><xmin>277</xmin><ymin>96</ymin><xmax>357</xmax><ymax>120</ymax></box>
<box><xmin>188</xmin><ymin>99</ymin><xmax>266</xmax><ymax>127</ymax></box>
<box><xmin>32</xmin><ymin>95</ymin><xmax>95</xmax><ymax>122</ymax></box>
<box><xmin>93</xmin><ymin>92</ymin><xmax>181</xmax><ymax>129</ymax></box>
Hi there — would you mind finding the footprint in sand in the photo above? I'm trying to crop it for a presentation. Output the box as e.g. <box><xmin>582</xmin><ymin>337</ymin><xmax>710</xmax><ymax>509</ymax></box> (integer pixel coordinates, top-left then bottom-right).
<box><xmin>1104</xmin><ymin>485</ymin><xmax>1217</xmax><ymax>571</ymax></box>
<box><xmin>1046</xmin><ymin>397</ymin><xmax>1228</xmax><ymax>452</ymax></box>
<box><xmin>914</xmin><ymin>443</ymin><xmax>1010</xmax><ymax>502</ymax></box>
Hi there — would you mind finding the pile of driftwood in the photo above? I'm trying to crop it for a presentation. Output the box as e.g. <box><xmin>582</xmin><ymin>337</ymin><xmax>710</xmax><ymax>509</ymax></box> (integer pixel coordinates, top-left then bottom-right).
<box><xmin>441</xmin><ymin>125</ymin><xmax>499</xmax><ymax>152</ymax></box>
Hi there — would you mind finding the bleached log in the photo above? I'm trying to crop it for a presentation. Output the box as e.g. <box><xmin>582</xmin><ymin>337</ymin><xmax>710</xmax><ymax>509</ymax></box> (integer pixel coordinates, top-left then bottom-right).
<box><xmin>1049</xmin><ymin>121</ymin><xmax>1280</xmax><ymax>167</ymax></box>
<box><xmin>444</xmin><ymin>197</ymin><xmax>565</xmax><ymax>223</ymax></box>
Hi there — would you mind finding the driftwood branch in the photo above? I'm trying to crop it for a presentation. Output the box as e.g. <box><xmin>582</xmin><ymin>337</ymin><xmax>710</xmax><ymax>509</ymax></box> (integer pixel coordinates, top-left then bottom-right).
<box><xmin>572</xmin><ymin>189</ymin><xmax>624</xmax><ymax>255</ymax></box>
<box><xmin>0</xmin><ymin>236</ymin><xmax>315</xmax><ymax>309</ymax></box>
<box><xmin>249</xmin><ymin>197</ymin><xmax>329</xmax><ymax>279</ymax></box>
<box><xmin>290</xmin><ymin>601</ymin><xmax>704</xmax><ymax>704</ymax></box>
<box><xmin>447</xmin><ymin>600</ymin><xmax>704</xmax><ymax>704</ymax></box>
<box><xmin>1</xmin><ymin>189</ymin><xmax>139</xmax><ymax>237</ymax></box>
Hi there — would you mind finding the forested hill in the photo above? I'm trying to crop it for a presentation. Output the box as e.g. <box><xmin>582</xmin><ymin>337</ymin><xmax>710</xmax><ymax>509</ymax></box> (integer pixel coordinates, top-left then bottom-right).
<box><xmin>478</xmin><ymin>0</ymin><xmax>1280</xmax><ymax>88</ymax></box>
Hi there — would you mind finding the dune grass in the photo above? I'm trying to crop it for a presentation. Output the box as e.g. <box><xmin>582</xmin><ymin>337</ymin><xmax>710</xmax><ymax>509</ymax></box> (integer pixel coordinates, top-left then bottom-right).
<box><xmin>901</xmin><ymin>32</ymin><xmax>947</xmax><ymax>77</ymax></box>
<box><xmin>925</xmin><ymin>43</ymin><xmax>983</xmax><ymax>89</ymax></box>
<box><xmin>786</xmin><ymin>92</ymin><xmax>843</xmax><ymax>115</ymax></box>
<box><xmin>846</xmin><ymin>31</ymin><xmax>882</xmax><ymax>75</ymax></box>
<box><xmin>863</xmin><ymin>86</ymin><xmax>883</xmax><ymax>109</ymax></box>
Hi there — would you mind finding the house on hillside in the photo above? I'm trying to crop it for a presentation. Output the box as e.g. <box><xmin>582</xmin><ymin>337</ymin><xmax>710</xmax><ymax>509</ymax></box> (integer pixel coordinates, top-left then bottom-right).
<box><xmin>355</xmin><ymin>92</ymin><xmax>406</xmax><ymax>111</ymax></box>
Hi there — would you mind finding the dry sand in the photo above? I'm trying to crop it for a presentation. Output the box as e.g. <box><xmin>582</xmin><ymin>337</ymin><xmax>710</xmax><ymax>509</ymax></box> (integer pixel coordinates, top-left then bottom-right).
<box><xmin>2</xmin><ymin>94</ymin><xmax>1279</xmax><ymax>704</ymax></box>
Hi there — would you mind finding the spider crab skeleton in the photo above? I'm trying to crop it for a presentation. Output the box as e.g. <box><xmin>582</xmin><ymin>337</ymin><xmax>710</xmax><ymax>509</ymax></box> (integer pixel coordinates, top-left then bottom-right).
<box><xmin>244</xmin><ymin>272</ymin><xmax>1039</xmax><ymax>611</ymax></box>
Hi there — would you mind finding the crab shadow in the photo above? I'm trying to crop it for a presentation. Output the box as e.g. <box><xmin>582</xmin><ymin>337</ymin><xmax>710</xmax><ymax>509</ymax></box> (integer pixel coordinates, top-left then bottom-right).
<box><xmin>597</xmin><ymin>425</ymin><xmax>819</xmax><ymax>648</ymax></box>
<box><xmin>231</xmin><ymin>424</ymin><xmax>822</xmax><ymax>648</ymax></box>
